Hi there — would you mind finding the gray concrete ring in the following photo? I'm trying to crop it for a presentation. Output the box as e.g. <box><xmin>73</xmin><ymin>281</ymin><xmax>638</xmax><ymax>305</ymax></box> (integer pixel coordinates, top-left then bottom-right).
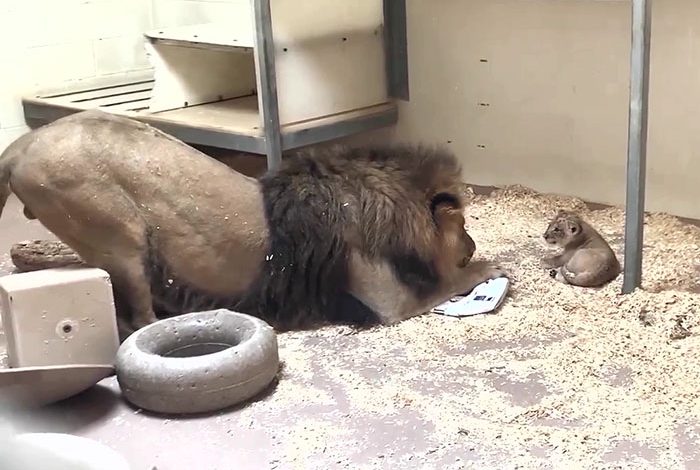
<box><xmin>115</xmin><ymin>309</ymin><xmax>279</xmax><ymax>414</ymax></box>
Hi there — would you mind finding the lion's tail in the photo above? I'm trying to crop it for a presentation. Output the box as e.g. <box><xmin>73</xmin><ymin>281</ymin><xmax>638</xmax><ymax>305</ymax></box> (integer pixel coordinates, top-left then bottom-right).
<box><xmin>0</xmin><ymin>135</ymin><xmax>22</xmax><ymax>221</ymax></box>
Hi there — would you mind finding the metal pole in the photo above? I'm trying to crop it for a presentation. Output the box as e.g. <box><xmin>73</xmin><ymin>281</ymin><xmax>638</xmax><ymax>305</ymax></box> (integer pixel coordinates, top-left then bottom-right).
<box><xmin>253</xmin><ymin>0</ymin><xmax>283</xmax><ymax>169</ymax></box>
<box><xmin>622</xmin><ymin>0</ymin><xmax>652</xmax><ymax>294</ymax></box>
<box><xmin>383</xmin><ymin>0</ymin><xmax>410</xmax><ymax>101</ymax></box>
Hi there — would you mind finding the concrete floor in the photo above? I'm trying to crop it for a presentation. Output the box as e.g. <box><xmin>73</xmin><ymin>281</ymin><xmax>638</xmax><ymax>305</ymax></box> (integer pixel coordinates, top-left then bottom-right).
<box><xmin>0</xmin><ymin>192</ymin><xmax>697</xmax><ymax>470</ymax></box>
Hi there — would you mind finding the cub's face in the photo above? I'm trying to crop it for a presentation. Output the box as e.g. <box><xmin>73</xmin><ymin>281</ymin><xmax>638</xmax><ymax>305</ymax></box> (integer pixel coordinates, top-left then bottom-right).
<box><xmin>543</xmin><ymin>210</ymin><xmax>583</xmax><ymax>247</ymax></box>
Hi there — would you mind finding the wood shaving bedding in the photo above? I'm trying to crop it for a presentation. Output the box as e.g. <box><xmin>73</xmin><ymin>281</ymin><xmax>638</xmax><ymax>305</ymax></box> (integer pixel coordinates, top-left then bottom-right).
<box><xmin>236</xmin><ymin>185</ymin><xmax>699</xmax><ymax>468</ymax></box>
<box><xmin>1</xmin><ymin>185</ymin><xmax>698</xmax><ymax>468</ymax></box>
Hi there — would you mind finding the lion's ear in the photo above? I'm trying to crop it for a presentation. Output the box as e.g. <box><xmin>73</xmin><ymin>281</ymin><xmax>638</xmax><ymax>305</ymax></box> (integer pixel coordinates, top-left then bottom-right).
<box><xmin>430</xmin><ymin>191</ymin><xmax>460</xmax><ymax>212</ymax></box>
<box><xmin>430</xmin><ymin>192</ymin><xmax>464</xmax><ymax>231</ymax></box>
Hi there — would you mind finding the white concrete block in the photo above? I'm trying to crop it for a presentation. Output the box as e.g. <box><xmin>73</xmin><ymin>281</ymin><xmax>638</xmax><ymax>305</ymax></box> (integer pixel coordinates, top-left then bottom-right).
<box><xmin>151</xmin><ymin>0</ymin><xmax>245</xmax><ymax>29</ymax></box>
<box><xmin>0</xmin><ymin>0</ymin><xmax>97</xmax><ymax>48</ymax></box>
<box><xmin>0</xmin><ymin>43</ymin><xmax>34</xmax><ymax>97</ymax></box>
<box><xmin>22</xmin><ymin>42</ymin><xmax>96</xmax><ymax>87</ymax></box>
<box><xmin>92</xmin><ymin>0</ymin><xmax>153</xmax><ymax>40</ymax></box>
<box><xmin>94</xmin><ymin>35</ymin><xmax>152</xmax><ymax>75</ymax></box>
<box><xmin>0</xmin><ymin>127</ymin><xmax>29</xmax><ymax>155</ymax></box>
<box><xmin>0</xmin><ymin>267</ymin><xmax>120</xmax><ymax>368</ymax></box>
<box><xmin>0</xmin><ymin>92</ymin><xmax>26</xmax><ymax>130</ymax></box>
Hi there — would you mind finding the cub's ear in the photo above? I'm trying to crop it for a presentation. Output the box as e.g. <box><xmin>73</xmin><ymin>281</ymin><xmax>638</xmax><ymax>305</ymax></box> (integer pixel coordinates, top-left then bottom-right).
<box><xmin>566</xmin><ymin>217</ymin><xmax>582</xmax><ymax>234</ymax></box>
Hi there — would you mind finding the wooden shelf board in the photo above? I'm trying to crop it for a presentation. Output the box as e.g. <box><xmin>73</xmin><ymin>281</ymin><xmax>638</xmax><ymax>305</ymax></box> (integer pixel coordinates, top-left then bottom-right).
<box><xmin>149</xmin><ymin>95</ymin><xmax>262</xmax><ymax>136</ymax></box>
<box><xmin>144</xmin><ymin>24</ymin><xmax>255</xmax><ymax>52</ymax></box>
<box><xmin>23</xmin><ymin>75</ymin><xmax>398</xmax><ymax>154</ymax></box>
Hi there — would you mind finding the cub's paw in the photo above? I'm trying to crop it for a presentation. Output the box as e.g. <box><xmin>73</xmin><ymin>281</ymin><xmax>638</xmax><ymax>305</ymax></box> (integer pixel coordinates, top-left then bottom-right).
<box><xmin>554</xmin><ymin>269</ymin><xmax>569</xmax><ymax>284</ymax></box>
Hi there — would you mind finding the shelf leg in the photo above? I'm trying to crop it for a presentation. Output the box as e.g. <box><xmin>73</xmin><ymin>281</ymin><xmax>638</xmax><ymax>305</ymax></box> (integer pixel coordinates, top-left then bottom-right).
<box><xmin>622</xmin><ymin>0</ymin><xmax>652</xmax><ymax>294</ymax></box>
<box><xmin>383</xmin><ymin>0</ymin><xmax>409</xmax><ymax>101</ymax></box>
<box><xmin>253</xmin><ymin>0</ymin><xmax>282</xmax><ymax>170</ymax></box>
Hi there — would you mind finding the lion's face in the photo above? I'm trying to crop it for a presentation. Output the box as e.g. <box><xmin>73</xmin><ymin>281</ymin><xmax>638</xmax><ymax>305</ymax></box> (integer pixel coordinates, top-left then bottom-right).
<box><xmin>455</xmin><ymin>220</ymin><xmax>476</xmax><ymax>268</ymax></box>
<box><xmin>432</xmin><ymin>198</ymin><xmax>476</xmax><ymax>270</ymax></box>
<box><xmin>457</xmin><ymin>231</ymin><xmax>476</xmax><ymax>268</ymax></box>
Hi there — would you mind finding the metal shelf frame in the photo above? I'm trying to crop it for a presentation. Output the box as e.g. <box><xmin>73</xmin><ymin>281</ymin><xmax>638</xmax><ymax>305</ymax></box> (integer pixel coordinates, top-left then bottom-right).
<box><xmin>21</xmin><ymin>0</ymin><xmax>409</xmax><ymax>171</ymax></box>
<box><xmin>19</xmin><ymin>0</ymin><xmax>649</xmax><ymax>294</ymax></box>
<box><xmin>622</xmin><ymin>0</ymin><xmax>652</xmax><ymax>294</ymax></box>
<box><xmin>251</xmin><ymin>0</ymin><xmax>409</xmax><ymax>170</ymax></box>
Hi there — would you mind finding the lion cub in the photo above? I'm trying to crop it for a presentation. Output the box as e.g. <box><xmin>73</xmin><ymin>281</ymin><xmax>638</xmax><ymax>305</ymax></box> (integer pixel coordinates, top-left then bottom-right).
<box><xmin>541</xmin><ymin>210</ymin><xmax>621</xmax><ymax>287</ymax></box>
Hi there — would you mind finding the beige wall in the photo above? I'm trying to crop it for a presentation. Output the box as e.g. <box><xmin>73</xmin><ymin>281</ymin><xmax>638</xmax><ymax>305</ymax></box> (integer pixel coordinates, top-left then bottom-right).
<box><xmin>0</xmin><ymin>0</ymin><xmax>152</xmax><ymax>151</ymax></box>
<box><xmin>2</xmin><ymin>0</ymin><xmax>697</xmax><ymax>219</ymax></box>
<box><xmin>385</xmin><ymin>0</ymin><xmax>700</xmax><ymax>220</ymax></box>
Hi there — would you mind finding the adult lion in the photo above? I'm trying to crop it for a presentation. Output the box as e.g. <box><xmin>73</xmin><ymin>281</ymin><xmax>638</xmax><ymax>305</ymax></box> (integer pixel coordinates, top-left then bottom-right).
<box><xmin>0</xmin><ymin>111</ymin><xmax>505</xmax><ymax>338</ymax></box>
